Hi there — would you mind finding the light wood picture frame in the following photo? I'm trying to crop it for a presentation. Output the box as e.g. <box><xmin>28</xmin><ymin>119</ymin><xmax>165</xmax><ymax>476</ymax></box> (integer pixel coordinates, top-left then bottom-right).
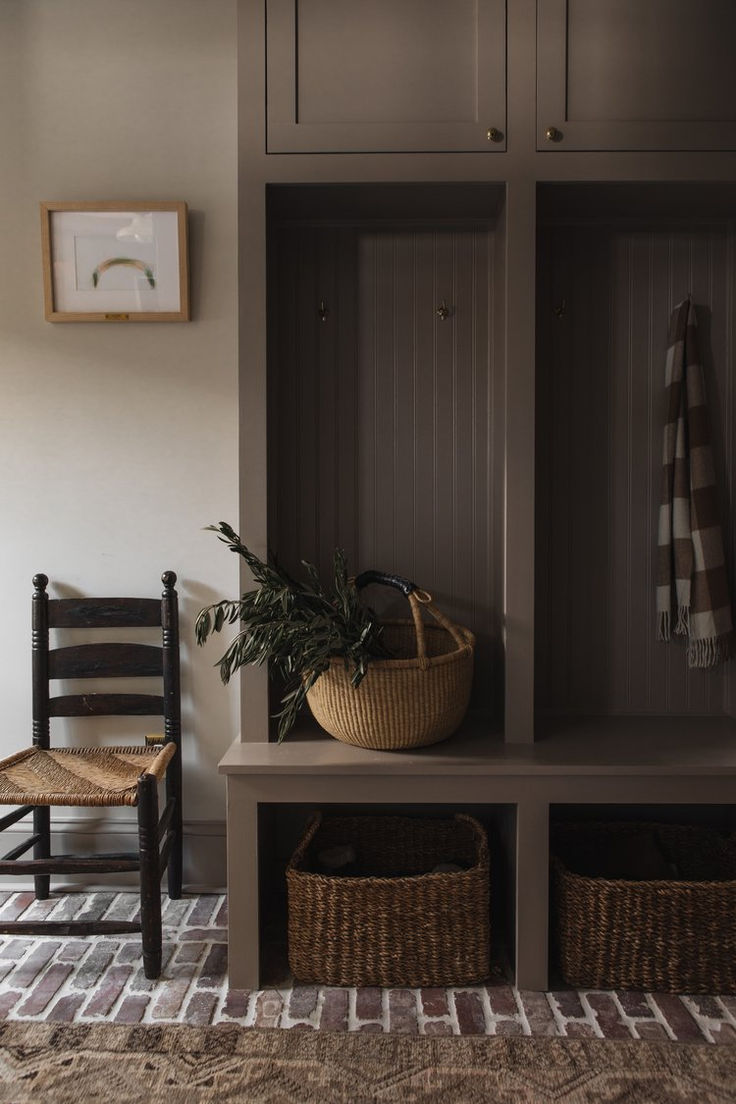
<box><xmin>41</xmin><ymin>201</ymin><xmax>190</xmax><ymax>322</ymax></box>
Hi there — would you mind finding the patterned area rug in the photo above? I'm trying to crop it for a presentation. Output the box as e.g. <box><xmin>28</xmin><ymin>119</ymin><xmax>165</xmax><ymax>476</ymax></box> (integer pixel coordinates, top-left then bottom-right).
<box><xmin>1</xmin><ymin>1021</ymin><xmax>734</xmax><ymax>1103</ymax></box>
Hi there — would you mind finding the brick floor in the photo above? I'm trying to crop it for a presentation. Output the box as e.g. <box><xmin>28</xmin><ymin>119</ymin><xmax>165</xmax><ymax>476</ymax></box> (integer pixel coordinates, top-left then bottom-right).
<box><xmin>0</xmin><ymin>891</ymin><xmax>733</xmax><ymax>1040</ymax></box>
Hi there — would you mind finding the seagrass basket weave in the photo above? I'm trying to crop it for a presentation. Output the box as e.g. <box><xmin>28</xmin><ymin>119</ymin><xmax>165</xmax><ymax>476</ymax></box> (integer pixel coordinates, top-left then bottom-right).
<box><xmin>306</xmin><ymin>572</ymin><xmax>475</xmax><ymax>751</ymax></box>
<box><xmin>286</xmin><ymin>812</ymin><xmax>490</xmax><ymax>987</ymax></box>
<box><xmin>551</xmin><ymin>822</ymin><xmax>736</xmax><ymax>993</ymax></box>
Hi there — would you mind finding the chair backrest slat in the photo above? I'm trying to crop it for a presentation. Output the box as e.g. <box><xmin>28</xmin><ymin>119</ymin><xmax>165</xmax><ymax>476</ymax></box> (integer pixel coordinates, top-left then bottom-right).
<box><xmin>49</xmin><ymin>643</ymin><xmax>164</xmax><ymax>680</ymax></box>
<box><xmin>48</xmin><ymin>598</ymin><xmax>162</xmax><ymax>629</ymax></box>
<box><xmin>49</xmin><ymin>693</ymin><xmax>165</xmax><ymax>717</ymax></box>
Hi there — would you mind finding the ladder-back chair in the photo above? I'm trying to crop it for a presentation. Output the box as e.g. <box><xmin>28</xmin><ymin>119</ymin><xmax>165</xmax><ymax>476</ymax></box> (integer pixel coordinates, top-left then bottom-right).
<box><xmin>0</xmin><ymin>572</ymin><xmax>182</xmax><ymax>979</ymax></box>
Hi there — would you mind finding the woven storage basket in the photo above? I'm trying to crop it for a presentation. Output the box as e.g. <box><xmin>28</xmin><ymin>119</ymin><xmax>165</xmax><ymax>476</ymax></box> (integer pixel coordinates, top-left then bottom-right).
<box><xmin>551</xmin><ymin>822</ymin><xmax>736</xmax><ymax>993</ymax></box>
<box><xmin>306</xmin><ymin>572</ymin><xmax>475</xmax><ymax>751</ymax></box>
<box><xmin>286</xmin><ymin>812</ymin><xmax>490</xmax><ymax>987</ymax></box>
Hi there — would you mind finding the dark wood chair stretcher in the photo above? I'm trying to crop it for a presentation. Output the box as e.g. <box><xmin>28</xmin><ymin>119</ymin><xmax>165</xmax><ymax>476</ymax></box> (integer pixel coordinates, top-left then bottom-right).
<box><xmin>0</xmin><ymin>572</ymin><xmax>182</xmax><ymax>979</ymax></box>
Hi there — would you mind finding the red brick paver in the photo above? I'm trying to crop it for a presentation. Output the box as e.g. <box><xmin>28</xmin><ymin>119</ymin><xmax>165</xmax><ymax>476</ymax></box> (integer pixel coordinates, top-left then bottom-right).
<box><xmin>585</xmin><ymin>992</ymin><xmax>634</xmax><ymax>1040</ymax></box>
<box><xmin>184</xmin><ymin>989</ymin><xmax>219</xmax><ymax>1025</ymax></box>
<box><xmin>221</xmin><ymin>988</ymin><xmax>250</xmax><ymax>1019</ymax></box>
<box><xmin>454</xmin><ymin>990</ymin><xmax>487</xmax><ymax>1035</ymax></box>
<box><xmin>16</xmin><ymin>964</ymin><xmax>72</xmax><ymax>1015</ymax></box>
<box><xmin>252</xmin><ymin>988</ymin><xmax>284</xmax><ymax>1028</ymax></box>
<box><xmin>651</xmin><ymin>994</ymin><xmax>708</xmax><ymax>1042</ymax></box>
<box><xmin>355</xmin><ymin>986</ymin><xmax>383</xmax><ymax>1021</ymax></box>
<box><xmin>388</xmin><ymin>989</ymin><xmax>419</xmax><ymax>1034</ymax></box>
<box><xmin>288</xmin><ymin>986</ymin><xmax>319</xmax><ymax>1020</ymax></box>
<box><xmin>114</xmin><ymin>995</ymin><xmax>149</xmax><ymax>1024</ymax></box>
<box><xmin>419</xmin><ymin>988</ymin><xmax>449</xmax><ymax>1018</ymax></box>
<box><xmin>321</xmin><ymin>987</ymin><xmax>350</xmax><ymax>1031</ymax></box>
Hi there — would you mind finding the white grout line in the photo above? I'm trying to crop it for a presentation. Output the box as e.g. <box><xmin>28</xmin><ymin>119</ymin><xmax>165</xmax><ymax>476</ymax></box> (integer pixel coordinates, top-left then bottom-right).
<box><xmin>379</xmin><ymin>986</ymin><xmax>391</xmax><ymax>1033</ymax></box>
<box><xmin>681</xmin><ymin>997</ymin><xmax>716</xmax><ymax>1044</ymax></box>
<box><xmin>576</xmin><ymin>992</ymin><xmax>605</xmax><ymax>1038</ymax></box>
<box><xmin>544</xmin><ymin>992</ymin><xmax>568</xmax><ymax>1037</ymax></box>
<box><xmin>346</xmin><ymin>986</ymin><xmax>358</xmax><ymax>1031</ymax></box>
<box><xmin>644</xmin><ymin>992</ymin><xmax>677</xmax><ymax>1041</ymax></box>
<box><xmin>445</xmin><ymin>989</ymin><xmax>462</xmax><ymax>1036</ymax></box>
<box><xmin>609</xmin><ymin>991</ymin><xmax>640</xmax><ymax>1040</ymax></box>
<box><xmin>513</xmin><ymin>987</ymin><xmax>532</xmax><ymax>1036</ymax></box>
<box><xmin>416</xmin><ymin>988</ymin><xmax>454</xmax><ymax>1036</ymax></box>
<box><xmin>716</xmin><ymin>996</ymin><xmax>736</xmax><ymax>1030</ymax></box>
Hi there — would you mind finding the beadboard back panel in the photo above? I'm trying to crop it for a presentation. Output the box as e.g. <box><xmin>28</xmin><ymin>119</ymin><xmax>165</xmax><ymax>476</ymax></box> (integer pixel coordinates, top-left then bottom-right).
<box><xmin>536</xmin><ymin>221</ymin><xmax>736</xmax><ymax>716</ymax></box>
<box><xmin>268</xmin><ymin>223</ymin><xmax>502</xmax><ymax>712</ymax></box>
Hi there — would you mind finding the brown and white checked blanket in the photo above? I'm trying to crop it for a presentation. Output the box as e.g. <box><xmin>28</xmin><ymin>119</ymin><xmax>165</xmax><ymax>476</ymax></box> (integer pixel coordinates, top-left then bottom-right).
<box><xmin>656</xmin><ymin>297</ymin><xmax>732</xmax><ymax>667</ymax></box>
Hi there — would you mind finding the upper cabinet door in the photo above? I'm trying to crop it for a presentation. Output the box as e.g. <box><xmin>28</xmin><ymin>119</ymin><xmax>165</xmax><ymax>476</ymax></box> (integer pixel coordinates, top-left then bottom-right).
<box><xmin>266</xmin><ymin>0</ymin><xmax>507</xmax><ymax>153</ymax></box>
<box><xmin>538</xmin><ymin>0</ymin><xmax>736</xmax><ymax>151</ymax></box>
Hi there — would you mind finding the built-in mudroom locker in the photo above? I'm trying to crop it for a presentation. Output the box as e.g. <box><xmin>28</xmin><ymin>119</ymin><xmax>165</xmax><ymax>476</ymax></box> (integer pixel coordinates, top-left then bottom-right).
<box><xmin>535</xmin><ymin>183</ymin><xmax>736</xmax><ymax>728</ymax></box>
<box><xmin>267</xmin><ymin>184</ymin><xmax>506</xmax><ymax>724</ymax></box>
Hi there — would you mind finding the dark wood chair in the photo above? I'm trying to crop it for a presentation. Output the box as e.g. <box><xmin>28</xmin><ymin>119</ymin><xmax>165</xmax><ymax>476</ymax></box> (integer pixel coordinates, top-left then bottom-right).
<box><xmin>0</xmin><ymin>572</ymin><xmax>182</xmax><ymax>979</ymax></box>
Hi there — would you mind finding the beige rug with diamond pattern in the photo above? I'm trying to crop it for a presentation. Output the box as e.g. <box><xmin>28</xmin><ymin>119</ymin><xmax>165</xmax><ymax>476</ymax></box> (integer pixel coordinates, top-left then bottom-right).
<box><xmin>0</xmin><ymin>1021</ymin><xmax>734</xmax><ymax>1103</ymax></box>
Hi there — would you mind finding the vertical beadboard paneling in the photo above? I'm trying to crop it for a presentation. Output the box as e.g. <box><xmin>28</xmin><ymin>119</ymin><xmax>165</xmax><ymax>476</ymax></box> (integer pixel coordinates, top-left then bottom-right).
<box><xmin>608</xmin><ymin>230</ymin><xmax>632</xmax><ymax>710</ymax></box>
<box><xmin>269</xmin><ymin>223</ymin><xmax>499</xmax><ymax>714</ymax></box>
<box><xmin>432</xmin><ymin>232</ymin><xmax>457</xmax><ymax>611</ymax></box>
<box><xmin>335</xmin><ymin>227</ymin><xmax>360</xmax><ymax>570</ymax></box>
<box><xmin>536</xmin><ymin>226</ymin><xmax>571</xmax><ymax>710</ymax></box>
<box><xmin>392</xmin><ymin>234</ymin><xmax>418</xmax><ymax>583</ymax></box>
<box><xmin>407</xmin><ymin>233</ymin><xmax>439</xmax><ymax>600</ymax></box>
<box><xmin>268</xmin><ymin>225</ymin><xmax>360</xmax><ymax>579</ymax></box>
<box><xmin>648</xmin><ymin>231</ymin><xmax>673</xmax><ymax>710</ymax></box>
<box><xmin>536</xmin><ymin>220</ymin><xmax>736</xmax><ymax>717</ymax></box>
<box><xmin>356</xmin><ymin>228</ymin><xmax>498</xmax><ymax>709</ymax></box>
<box><xmin>628</xmin><ymin>232</ymin><xmax>655</xmax><ymax>709</ymax></box>
<box><xmin>315</xmin><ymin>229</ymin><xmax>338</xmax><ymax>567</ymax></box>
<box><xmin>453</xmin><ymin>233</ymin><xmax>480</xmax><ymax>638</ymax></box>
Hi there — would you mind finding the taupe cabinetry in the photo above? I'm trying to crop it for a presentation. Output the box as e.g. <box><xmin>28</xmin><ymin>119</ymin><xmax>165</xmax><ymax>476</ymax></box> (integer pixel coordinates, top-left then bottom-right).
<box><xmin>224</xmin><ymin>0</ymin><xmax>736</xmax><ymax>993</ymax></box>
<box><xmin>537</xmin><ymin>0</ymin><xmax>736</xmax><ymax>151</ymax></box>
<box><xmin>266</xmin><ymin>0</ymin><xmax>507</xmax><ymax>152</ymax></box>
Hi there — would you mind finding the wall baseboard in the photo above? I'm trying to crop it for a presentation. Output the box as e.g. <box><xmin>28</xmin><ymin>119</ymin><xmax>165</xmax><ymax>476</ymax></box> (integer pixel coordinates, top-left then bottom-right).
<box><xmin>0</xmin><ymin>816</ymin><xmax>226</xmax><ymax>894</ymax></box>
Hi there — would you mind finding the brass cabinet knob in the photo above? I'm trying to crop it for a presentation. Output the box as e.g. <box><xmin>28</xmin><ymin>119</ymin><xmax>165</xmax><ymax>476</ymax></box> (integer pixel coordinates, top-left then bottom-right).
<box><xmin>486</xmin><ymin>127</ymin><xmax>503</xmax><ymax>143</ymax></box>
<box><xmin>545</xmin><ymin>126</ymin><xmax>563</xmax><ymax>142</ymax></box>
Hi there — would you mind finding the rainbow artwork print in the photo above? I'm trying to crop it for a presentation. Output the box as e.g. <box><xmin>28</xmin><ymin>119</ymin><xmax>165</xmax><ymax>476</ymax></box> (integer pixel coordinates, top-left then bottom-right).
<box><xmin>91</xmin><ymin>257</ymin><xmax>156</xmax><ymax>289</ymax></box>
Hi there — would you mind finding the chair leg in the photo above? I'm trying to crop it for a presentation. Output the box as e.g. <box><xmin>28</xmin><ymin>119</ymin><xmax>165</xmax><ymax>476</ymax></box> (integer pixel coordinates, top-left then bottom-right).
<box><xmin>166</xmin><ymin>751</ymin><xmax>183</xmax><ymax>900</ymax></box>
<box><xmin>137</xmin><ymin>773</ymin><xmax>163</xmax><ymax>980</ymax></box>
<box><xmin>33</xmin><ymin>806</ymin><xmax>50</xmax><ymax>900</ymax></box>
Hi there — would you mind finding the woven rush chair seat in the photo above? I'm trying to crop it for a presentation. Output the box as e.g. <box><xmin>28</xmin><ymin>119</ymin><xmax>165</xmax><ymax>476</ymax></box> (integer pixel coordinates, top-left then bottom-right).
<box><xmin>0</xmin><ymin>745</ymin><xmax>170</xmax><ymax>807</ymax></box>
<box><xmin>0</xmin><ymin>572</ymin><xmax>182</xmax><ymax>980</ymax></box>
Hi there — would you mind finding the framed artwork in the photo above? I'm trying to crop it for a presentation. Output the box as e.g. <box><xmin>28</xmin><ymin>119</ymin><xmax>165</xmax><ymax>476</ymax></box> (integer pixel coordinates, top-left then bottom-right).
<box><xmin>40</xmin><ymin>201</ymin><xmax>189</xmax><ymax>322</ymax></box>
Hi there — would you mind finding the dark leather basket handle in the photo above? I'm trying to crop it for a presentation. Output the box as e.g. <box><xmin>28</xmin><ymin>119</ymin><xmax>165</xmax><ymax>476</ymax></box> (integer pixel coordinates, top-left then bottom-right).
<box><xmin>355</xmin><ymin>570</ymin><xmax>417</xmax><ymax>596</ymax></box>
<box><xmin>354</xmin><ymin>570</ymin><xmax>471</xmax><ymax>664</ymax></box>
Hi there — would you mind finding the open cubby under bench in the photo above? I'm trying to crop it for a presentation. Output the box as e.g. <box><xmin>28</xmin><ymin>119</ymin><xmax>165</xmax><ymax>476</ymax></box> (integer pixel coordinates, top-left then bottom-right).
<box><xmin>219</xmin><ymin>714</ymin><xmax>736</xmax><ymax>991</ymax></box>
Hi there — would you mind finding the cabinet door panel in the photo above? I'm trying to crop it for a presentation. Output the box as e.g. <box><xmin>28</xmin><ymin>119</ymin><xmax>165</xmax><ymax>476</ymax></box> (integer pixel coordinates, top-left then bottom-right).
<box><xmin>267</xmin><ymin>0</ymin><xmax>506</xmax><ymax>152</ymax></box>
<box><xmin>538</xmin><ymin>0</ymin><xmax>736</xmax><ymax>150</ymax></box>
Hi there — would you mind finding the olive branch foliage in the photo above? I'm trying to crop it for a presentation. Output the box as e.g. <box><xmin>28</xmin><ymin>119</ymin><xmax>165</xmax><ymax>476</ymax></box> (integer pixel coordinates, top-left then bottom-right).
<box><xmin>195</xmin><ymin>522</ymin><xmax>386</xmax><ymax>741</ymax></box>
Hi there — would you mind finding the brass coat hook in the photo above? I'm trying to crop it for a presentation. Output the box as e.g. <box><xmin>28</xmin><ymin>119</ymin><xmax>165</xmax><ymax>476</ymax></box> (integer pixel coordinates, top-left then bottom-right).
<box><xmin>318</xmin><ymin>300</ymin><xmax>329</xmax><ymax>322</ymax></box>
<box><xmin>436</xmin><ymin>300</ymin><xmax>452</xmax><ymax>321</ymax></box>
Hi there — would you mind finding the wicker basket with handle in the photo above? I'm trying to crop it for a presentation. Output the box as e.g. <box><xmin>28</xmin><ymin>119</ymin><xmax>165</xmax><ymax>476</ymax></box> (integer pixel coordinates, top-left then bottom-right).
<box><xmin>305</xmin><ymin>571</ymin><xmax>475</xmax><ymax>751</ymax></box>
<box><xmin>286</xmin><ymin>812</ymin><xmax>490</xmax><ymax>987</ymax></box>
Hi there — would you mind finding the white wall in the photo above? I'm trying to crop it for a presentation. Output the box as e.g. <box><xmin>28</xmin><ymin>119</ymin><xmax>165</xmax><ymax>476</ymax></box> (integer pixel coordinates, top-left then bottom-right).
<box><xmin>0</xmin><ymin>0</ymin><xmax>240</xmax><ymax>887</ymax></box>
